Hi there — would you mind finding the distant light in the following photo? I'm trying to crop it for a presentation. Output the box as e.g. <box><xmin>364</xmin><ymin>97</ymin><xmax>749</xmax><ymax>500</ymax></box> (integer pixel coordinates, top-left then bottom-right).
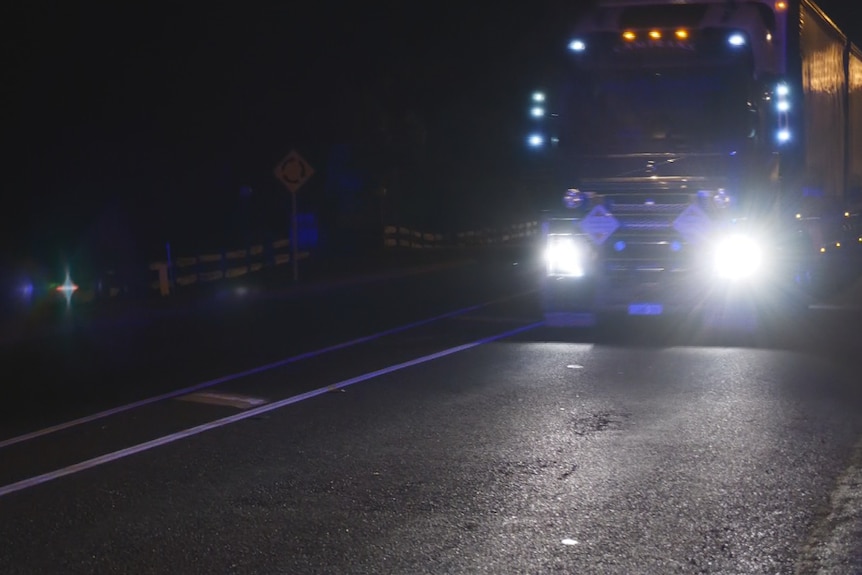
<box><xmin>675</xmin><ymin>29</ymin><xmax>689</xmax><ymax>40</ymax></box>
<box><xmin>795</xmin><ymin>213</ymin><xmax>802</xmax><ymax>220</ymax></box>
<box><xmin>728</xmin><ymin>33</ymin><xmax>746</xmax><ymax>47</ymax></box>
<box><xmin>775</xmin><ymin>1</ymin><xmax>787</xmax><ymax>11</ymax></box>
<box><xmin>622</xmin><ymin>31</ymin><xmax>636</xmax><ymax>41</ymax></box>
<box><xmin>19</xmin><ymin>283</ymin><xmax>34</xmax><ymax>300</ymax></box>
<box><xmin>777</xmin><ymin>100</ymin><xmax>790</xmax><ymax>112</ymax></box>
<box><xmin>766</xmin><ymin>32</ymin><xmax>773</xmax><ymax>41</ymax></box>
<box><xmin>776</xmin><ymin>83</ymin><xmax>790</xmax><ymax>97</ymax></box>
<box><xmin>845</xmin><ymin>211</ymin><xmax>851</xmax><ymax>218</ymax></box>
<box><xmin>56</xmin><ymin>280</ymin><xmax>78</xmax><ymax>294</ymax></box>
<box><xmin>528</xmin><ymin>134</ymin><xmax>545</xmax><ymax>147</ymax></box>
<box><xmin>777</xmin><ymin>129</ymin><xmax>791</xmax><ymax>143</ymax></box>
<box><xmin>568</xmin><ymin>39</ymin><xmax>586</xmax><ymax>52</ymax></box>
<box><xmin>532</xmin><ymin>92</ymin><xmax>545</xmax><ymax>103</ymax></box>
<box><xmin>614</xmin><ymin>240</ymin><xmax>626</xmax><ymax>252</ymax></box>
<box><xmin>670</xmin><ymin>241</ymin><xmax>682</xmax><ymax>252</ymax></box>
<box><xmin>56</xmin><ymin>272</ymin><xmax>78</xmax><ymax>306</ymax></box>
<box><xmin>531</xmin><ymin>106</ymin><xmax>545</xmax><ymax>118</ymax></box>
<box><xmin>550</xmin><ymin>136</ymin><xmax>559</xmax><ymax>144</ymax></box>
<box><xmin>649</xmin><ymin>30</ymin><xmax>662</xmax><ymax>40</ymax></box>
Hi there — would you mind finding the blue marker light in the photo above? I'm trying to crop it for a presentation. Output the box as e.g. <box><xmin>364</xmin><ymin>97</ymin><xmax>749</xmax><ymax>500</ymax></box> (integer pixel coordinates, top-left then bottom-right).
<box><xmin>528</xmin><ymin>134</ymin><xmax>545</xmax><ymax>147</ymax></box>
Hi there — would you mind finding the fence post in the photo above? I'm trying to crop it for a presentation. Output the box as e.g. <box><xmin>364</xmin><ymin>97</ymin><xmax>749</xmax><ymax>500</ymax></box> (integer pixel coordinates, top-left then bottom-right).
<box><xmin>165</xmin><ymin>242</ymin><xmax>174</xmax><ymax>293</ymax></box>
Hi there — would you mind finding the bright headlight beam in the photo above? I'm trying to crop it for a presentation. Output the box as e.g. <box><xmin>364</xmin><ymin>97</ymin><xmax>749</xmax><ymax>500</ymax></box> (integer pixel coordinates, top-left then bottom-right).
<box><xmin>713</xmin><ymin>235</ymin><xmax>763</xmax><ymax>280</ymax></box>
<box><xmin>546</xmin><ymin>236</ymin><xmax>586</xmax><ymax>277</ymax></box>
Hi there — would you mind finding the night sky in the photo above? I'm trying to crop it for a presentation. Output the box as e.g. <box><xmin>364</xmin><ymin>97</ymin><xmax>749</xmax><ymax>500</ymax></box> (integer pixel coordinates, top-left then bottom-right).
<box><xmin>4</xmin><ymin>1</ymin><xmax>859</xmax><ymax>267</ymax></box>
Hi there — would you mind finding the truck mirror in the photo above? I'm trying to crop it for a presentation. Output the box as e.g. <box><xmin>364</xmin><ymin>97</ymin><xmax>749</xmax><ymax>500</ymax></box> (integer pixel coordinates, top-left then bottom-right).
<box><xmin>747</xmin><ymin>108</ymin><xmax>758</xmax><ymax>139</ymax></box>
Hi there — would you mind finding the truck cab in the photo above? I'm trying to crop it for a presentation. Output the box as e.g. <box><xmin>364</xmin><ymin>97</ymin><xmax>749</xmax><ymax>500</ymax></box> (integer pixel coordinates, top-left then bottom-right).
<box><xmin>529</xmin><ymin>0</ymin><xmax>858</xmax><ymax>328</ymax></box>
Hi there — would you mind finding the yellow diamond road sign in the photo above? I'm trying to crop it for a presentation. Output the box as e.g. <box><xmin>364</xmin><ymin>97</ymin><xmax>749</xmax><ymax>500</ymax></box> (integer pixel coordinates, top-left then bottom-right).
<box><xmin>274</xmin><ymin>150</ymin><xmax>314</xmax><ymax>193</ymax></box>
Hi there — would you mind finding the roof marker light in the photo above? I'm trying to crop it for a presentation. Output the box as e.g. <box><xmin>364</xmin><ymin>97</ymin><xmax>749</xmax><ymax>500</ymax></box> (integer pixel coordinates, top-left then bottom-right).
<box><xmin>568</xmin><ymin>39</ymin><xmax>586</xmax><ymax>52</ymax></box>
<box><xmin>728</xmin><ymin>33</ymin><xmax>746</xmax><ymax>47</ymax></box>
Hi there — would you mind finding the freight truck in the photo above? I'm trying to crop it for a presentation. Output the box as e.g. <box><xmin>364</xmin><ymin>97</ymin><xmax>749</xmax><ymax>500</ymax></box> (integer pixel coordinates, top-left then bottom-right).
<box><xmin>529</xmin><ymin>0</ymin><xmax>862</xmax><ymax>328</ymax></box>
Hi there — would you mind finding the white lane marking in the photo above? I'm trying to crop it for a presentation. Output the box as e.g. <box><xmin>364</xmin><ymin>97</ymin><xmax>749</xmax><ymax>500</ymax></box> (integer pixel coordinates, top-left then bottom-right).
<box><xmin>0</xmin><ymin>322</ymin><xmax>543</xmax><ymax>498</ymax></box>
<box><xmin>0</xmin><ymin>299</ymin><xmax>500</xmax><ymax>450</ymax></box>
<box><xmin>174</xmin><ymin>392</ymin><xmax>268</xmax><ymax>409</ymax></box>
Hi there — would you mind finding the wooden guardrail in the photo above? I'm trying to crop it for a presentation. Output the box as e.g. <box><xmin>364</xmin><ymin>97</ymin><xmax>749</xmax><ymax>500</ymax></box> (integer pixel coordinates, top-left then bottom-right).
<box><xmin>383</xmin><ymin>221</ymin><xmax>539</xmax><ymax>248</ymax></box>
<box><xmin>148</xmin><ymin>238</ymin><xmax>308</xmax><ymax>296</ymax></box>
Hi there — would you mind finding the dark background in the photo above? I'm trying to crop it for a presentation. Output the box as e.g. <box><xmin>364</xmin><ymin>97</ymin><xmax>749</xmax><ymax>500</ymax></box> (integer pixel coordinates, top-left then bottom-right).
<box><xmin>3</xmin><ymin>1</ymin><xmax>858</xmax><ymax>271</ymax></box>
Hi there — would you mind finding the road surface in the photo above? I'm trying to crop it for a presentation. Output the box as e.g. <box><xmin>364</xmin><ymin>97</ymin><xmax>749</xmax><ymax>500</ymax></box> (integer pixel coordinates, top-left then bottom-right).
<box><xmin>1</xmin><ymin>246</ymin><xmax>860</xmax><ymax>574</ymax></box>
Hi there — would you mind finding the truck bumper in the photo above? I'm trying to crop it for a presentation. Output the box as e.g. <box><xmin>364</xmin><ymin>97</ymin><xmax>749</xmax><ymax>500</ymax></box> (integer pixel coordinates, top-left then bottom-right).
<box><xmin>540</xmin><ymin>271</ymin><xmax>808</xmax><ymax>330</ymax></box>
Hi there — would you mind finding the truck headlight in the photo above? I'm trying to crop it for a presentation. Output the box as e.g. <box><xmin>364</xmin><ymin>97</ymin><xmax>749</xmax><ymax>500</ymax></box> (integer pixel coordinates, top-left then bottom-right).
<box><xmin>713</xmin><ymin>234</ymin><xmax>764</xmax><ymax>281</ymax></box>
<box><xmin>546</xmin><ymin>235</ymin><xmax>587</xmax><ymax>277</ymax></box>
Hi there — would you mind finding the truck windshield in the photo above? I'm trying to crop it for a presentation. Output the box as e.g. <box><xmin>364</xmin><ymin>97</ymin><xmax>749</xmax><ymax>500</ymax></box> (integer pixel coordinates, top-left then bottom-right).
<box><xmin>563</xmin><ymin>66</ymin><xmax>754</xmax><ymax>154</ymax></box>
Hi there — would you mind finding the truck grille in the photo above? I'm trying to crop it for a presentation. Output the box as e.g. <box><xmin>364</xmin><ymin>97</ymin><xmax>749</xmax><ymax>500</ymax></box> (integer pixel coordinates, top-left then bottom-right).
<box><xmin>589</xmin><ymin>183</ymin><xmax>703</xmax><ymax>283</ymax></box>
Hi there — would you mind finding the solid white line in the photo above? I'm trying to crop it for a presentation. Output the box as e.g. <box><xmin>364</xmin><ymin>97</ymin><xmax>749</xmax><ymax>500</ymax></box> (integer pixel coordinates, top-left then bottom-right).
<box><xmin>0</xmin><ymin>289</ymin><xmax>537</xmax><ymax>449</ymax></box>
<box><xmin>0</xmin><ymin>301</ymin><xmax>495</xmax><ymax>450</ymax></box>
<box><xmin>0</xmin><ymin>321</ymin><xmax>543</xmax><ymax>498</ymax></box>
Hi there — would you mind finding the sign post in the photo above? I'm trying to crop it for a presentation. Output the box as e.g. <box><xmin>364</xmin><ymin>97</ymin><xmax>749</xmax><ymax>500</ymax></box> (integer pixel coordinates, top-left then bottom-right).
<box><xmin>273</xmin><ymin>150</ymin><xmax>314</xmax><ymax>282</ymax></box>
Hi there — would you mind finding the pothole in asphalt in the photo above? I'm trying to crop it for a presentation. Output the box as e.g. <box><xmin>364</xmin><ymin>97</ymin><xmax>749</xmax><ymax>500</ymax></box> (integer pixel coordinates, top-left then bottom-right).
<box><xmin>569</xmin><ymin>411</ymin><xmax>630</xmax><ymax>437</ymax></box>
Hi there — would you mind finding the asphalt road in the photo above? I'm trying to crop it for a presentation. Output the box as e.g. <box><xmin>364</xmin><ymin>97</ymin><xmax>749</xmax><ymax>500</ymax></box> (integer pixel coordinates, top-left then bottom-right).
<box><xmin>1</xmin><ymin>245</ymin><xmax>861</xmax><ymax>574</ymax></box>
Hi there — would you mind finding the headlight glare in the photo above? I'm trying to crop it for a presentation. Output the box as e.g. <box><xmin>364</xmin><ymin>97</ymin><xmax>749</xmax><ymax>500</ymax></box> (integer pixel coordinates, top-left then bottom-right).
<box><xmin>546</xmin><ymin>235</ymin><xmax>587</xmax><ymax>277</ymax></box>
<box><xmin>713</xmin><ymin>234</ymin><xmax>764</xmax><ymax>280</ymax></box>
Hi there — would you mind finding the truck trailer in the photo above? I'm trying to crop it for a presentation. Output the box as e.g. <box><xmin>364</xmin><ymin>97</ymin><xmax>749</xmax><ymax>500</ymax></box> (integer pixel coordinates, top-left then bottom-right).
<box><xmin>529</xmin><ymin>0</ymin><xmax>862</xmax><ymax>328</ymax></box>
